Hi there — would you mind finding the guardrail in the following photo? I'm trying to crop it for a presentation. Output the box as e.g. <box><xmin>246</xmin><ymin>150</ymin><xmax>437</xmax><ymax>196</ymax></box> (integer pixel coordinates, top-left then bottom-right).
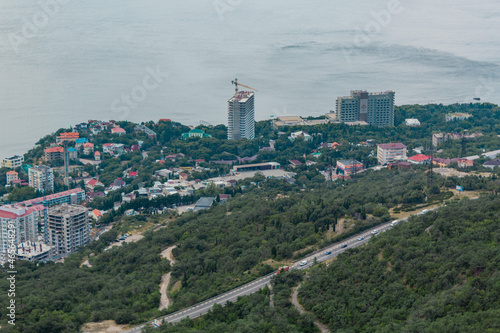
<box><xmin>132</xmin><ymin>271</ymin><xmax>277</xmax><ymax>330</ymax></box>
<box><xmin>131</xmin><ymin>211</ymin><xmax>429</xmax><ymax>331</ymax></box>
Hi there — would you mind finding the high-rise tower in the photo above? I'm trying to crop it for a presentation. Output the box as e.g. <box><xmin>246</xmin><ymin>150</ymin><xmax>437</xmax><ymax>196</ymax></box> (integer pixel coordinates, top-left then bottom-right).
<box><xmin>336</xmin><ymin>90</ymin><xmax>395</xmax><ymax>127</ymax></box>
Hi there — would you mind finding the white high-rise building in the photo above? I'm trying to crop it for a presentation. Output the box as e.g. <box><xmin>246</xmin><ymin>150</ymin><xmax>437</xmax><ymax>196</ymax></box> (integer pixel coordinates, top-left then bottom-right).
<box><xmin>336</xmin><ymin>90</ymin><xmax>395</xmax><ymax>127</ymax></box>
<box><xmin>0</xmin><ymin>205</ymin><xmax>39</xmax><ymax>265</ymax></box>
<box><xmin>47</xmin><ymin>204</ymin><xmax>89</xmax><ymax>256</ymax></box>
<box><xmin>29</xmin><ymin>165</ymin><xmax>54</xmax><ymax>192</ymax></box>
<box><xmin>228</xmin><ymin>91</ymin><xmax>255</xmax><ymax>140</ymax></box>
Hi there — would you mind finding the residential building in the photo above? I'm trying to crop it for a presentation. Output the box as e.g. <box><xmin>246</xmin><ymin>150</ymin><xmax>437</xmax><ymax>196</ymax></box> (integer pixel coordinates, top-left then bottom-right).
<box><xmin>0</xmin><ymin>205</ymin><xmax>39</xmax><ymax>265</ymax></box>
<box><xmin>335</xmin><ymin>90</ymin><xmax>395</xmax><ymax>127</ymax></box>
<box><xmin>404</xmin><ymin>118</ymin><xmax>421</xmax><ymax>126</ymax></box>
<box><xmin>445</xmin><ymin>113</ymin><xmax>472</xmax><ymax>122</ymax></box>
<box><xmin>336</xmin><ymin>159</ymin><xmax>364</xmax><ymax>175</ymax></box>
<box><xmin>432</xmin><ymin>132</ymin><xmax>483</xmax><ymax>147</ymax></box>
<box><xmin>83</xmin><ymin>143</ymin><xmax>94</xmax><ymax>155</ymax></box>
<box><xmin>110</xmin><ymin>177</ymin><xmax>125</xmax><ymax>191</ymax></box>
<box><xmin>28</xmin><ymin>165</ymin><xmax>54</xmax><ymax>192</ymax></box>
<box><xmin>56</xmin><ymin>132</ymin><xmax>79</xmax><ymax>143</ymax></box>
<box><xmin>432</xmin><ymin>158</ymin><xmax>451</xmax><ymax>168</ymax></box>
<box><xmin>91</xmin><ymin>209</ymin><xmax>103</xmax><ymax>221</ymax></box>
<box><xmin>6</xmin><ymin>171</ymin><xmax>18</xmax><ymax>185</ymax></box>
<box><xmin>483</xmin><ymin>159</ymin><xmax>500</xmax><ymax>170</ymax></box>
<box><xmin>408</xmin><ymin>154</ymin><xmax>432</xmax><ymax>164</ymax></box>
<box><xmin>228</xmin><ymin>91</ymin><xmax>255</xmax><ymax>140</ymax></box>
<box><xmin>456</xmin><ymin>158</ymin><xmax>473</xmax><ymax>168</ymax></box>
<box><xmin>135</xmin><ymin>125</ymin><xmax>157</xmax><ymax>139</ymax></box>
<box><xmin>94</xmin><ymin>151</ymin><xmax>101</xmax><ymax>161</ymax></box>
<box><xmin>181</xmin><ymin>129</ymin><xmax>212</xmax><ymax>140</ymax></box>
<box><xmin>68</xmin><ymin>147</ymin><xmax>78</xmax><ymax>160</ymax></box>
<box><xmin>86</xmin><ymin>179</ymin><xmax>104</xmax><ymax>192</ymax></box>
<box><xmin>111</xmin><ymin>127</ymin><xmax>126</xmax><ymax>135</ymax></box>
<box><xmin>2</xmin><ymin>155</ymin><xmax>24</xmax><ymax>169</ymax></box>
<box><xmin>377</xmin><ymin>143</ymin><xmax>407</xmax><ymax>165</ymax></box>
<box><xmin>44</xmin><ymin>147</ymin><xmax>65</xmax><ymax>161</ymax></box>
<box><xmin>47</xmin><ymin>204</ymin><xmax>90</xmax><ymax>256</ymax></box>
<box><xmin>289</xmin><ymin>131</ymin><xmax>312</xmax><ymax>141</ymax></box>
<box><xmin>14</xmin><ymin>242</ymin><xmax>53</xmax><ymax>262</ymax></box>
<box><xmin>155</xmin><ymin>169</ymin><xmax>172</xmax><ymax>178</ymax></box>
<box><xmin>75</xmin><ymin>138</ymin><xmax>89</xmax><ymax>148</ymax></box>
<box><xmin>20</xmin><ymin>189</ymin><xmax>85</xmax><ymax>207</ymax></box>
<box><xmin>289</xmin><ymin>159</ymin><xmax>303</xmax><ymax>167</ymax></box>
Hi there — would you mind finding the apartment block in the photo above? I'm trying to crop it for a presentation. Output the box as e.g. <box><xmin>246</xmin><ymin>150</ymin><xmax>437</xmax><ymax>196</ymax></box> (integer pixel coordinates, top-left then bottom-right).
<box><xmin>228</xmin><ymin>91</ymin><xmax>255</xmax><ymax>140</ymax></box>
<box><xmin>0</xmin><ymin>205</ymin><xmax>39</xmax><ymax>265</ymax></box>
<box><xmin>336</xmin><ymin>159</ymin><xmax>364</xmax><ymax>175</ymax></box>
<box><xmin>56</xmin><ymin>132</ymin><xmax>79</xmax><ymax>144</ymax></box>
<box><xmin>336</xmin><ymin>90</ymin><xmax>395</xmax><ymax>127</ymax></box>
<box><xmin>29</xmin><ymin>165</ymin><xmax>54</xmax><ymax>192</ymax></box>
<box><xmin>6</xmin><ymin>171</ymin><xmax>18</xmax><ymax>185</ymax></box>
<box><xmin>20</xmin><ymin>188</ymin><xmax>86</xmax><ymax>208</ymax></box>
<box><xmin>432</xmin><ymin>132</ymin><xmax>483</xmax><ymax>147</ymax></box>
<box><xmin>47</xmin><ymin>204</ymin><xmax>90</xmax><ymax>256</ymax></box>
<box><xmin>377</xmin><ymin>143</ymin><xmax>407</xmax><ymax>165</ymax></box>
<box><xmin>44</xmin><ymin>147</ymin><xmax>65</xmax><ymax>161</ymax></box>
<box><xmin>1</xmin><ymin>155</ymin><xmax>24</xmax><ymax>169</ymax></box>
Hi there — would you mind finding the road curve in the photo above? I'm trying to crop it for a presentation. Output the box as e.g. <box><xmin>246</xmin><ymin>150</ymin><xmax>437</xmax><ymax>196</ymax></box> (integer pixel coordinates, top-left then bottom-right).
<box><xmin>127</xmin><ymin>211</ymin><xmax>429</xmax><ymax>332</ymax></box>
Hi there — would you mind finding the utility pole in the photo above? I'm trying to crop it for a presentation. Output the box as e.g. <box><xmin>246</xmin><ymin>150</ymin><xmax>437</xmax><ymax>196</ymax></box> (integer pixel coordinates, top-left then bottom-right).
<box><xmin>427</xmin><ymin>146</ymin><xmax>436</xmax><ymax>189</ymax></box>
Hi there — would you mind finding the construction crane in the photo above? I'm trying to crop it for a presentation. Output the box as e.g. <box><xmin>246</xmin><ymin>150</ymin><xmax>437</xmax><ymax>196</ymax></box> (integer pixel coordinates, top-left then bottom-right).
<box><xmin>231</xmin><ymin>78</ymin><xmax>258</xmax><ymax>94</ymax></box>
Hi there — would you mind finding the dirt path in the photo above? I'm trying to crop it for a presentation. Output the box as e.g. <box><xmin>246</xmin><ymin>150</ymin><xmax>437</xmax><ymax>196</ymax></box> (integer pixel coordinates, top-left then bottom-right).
<box><xmin>159</xmin><ymin>245</ymin><xmax>177</xmax><ymax>310</ymax></box>
<box><xmin>291</xmin><ymin>285</ymin><xmax>330</xmax><ymax>333</ymax></box>
<box><xmin>81</xmin><ymin>320</ymin><xmax>129</xmax><ymax>333</ymax></box>
<box><xmin>81</xmin><ymin>259</ymin><xmax>92</xmax><ymax>268</ymax></box>
<box><xmin>160</xmin><ymin>245</ymin><xmax>177</xmax><ymax>264</ymax></box>
<box><xmin>159</xmin><ymin>273</ymin><xmax>172</xmax><ymax>310</ymax></box>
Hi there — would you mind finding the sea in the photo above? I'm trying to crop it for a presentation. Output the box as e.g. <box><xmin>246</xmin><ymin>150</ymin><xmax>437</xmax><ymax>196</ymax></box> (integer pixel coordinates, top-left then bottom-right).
<box><xmin>1</xmin><ymin>0</ymin><xmax>499</xmax><ymax>159</ymax></box>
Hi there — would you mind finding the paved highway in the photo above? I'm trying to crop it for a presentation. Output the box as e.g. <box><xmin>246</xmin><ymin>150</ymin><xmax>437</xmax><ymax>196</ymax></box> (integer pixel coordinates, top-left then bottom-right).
<box><xmin>127</xmin><ymin>210</ymin><xmax>434</xmax><ymax>332</ymax></box>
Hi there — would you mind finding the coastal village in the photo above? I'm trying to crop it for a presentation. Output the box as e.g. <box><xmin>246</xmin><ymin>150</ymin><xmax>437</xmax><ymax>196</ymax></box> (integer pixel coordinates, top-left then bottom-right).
<box><xmin>1</xmin><ymin>91</ymin><xmax>499</xmax><ymax>268</ymax></box>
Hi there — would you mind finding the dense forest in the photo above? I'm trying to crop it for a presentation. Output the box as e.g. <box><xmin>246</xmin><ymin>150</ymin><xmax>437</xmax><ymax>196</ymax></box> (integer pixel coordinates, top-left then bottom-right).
<box><xmin>143</xmin><ymin>270</ymin><xmax>317</xmax><ymax>333</ymax></box>
<box><xmin>1</xmin><ymin>166</ymin><xmax>492</xmax><ymax>332</ymax></box>
<box><xmin>299</xmin><ymin>196</ymin><xmax>500</xmax><ymax>332</ymax></box>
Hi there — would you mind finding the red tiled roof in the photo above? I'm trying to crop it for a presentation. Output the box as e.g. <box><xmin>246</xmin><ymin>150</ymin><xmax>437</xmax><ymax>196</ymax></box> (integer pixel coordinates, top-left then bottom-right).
<box><xmin>129</xmin><ymin>171</ymin><xmax>138</xmax><ymax>177</ymax></box>
<box><xmin>45</xmin><ymin>147</ymin><xmax>64</xmax><ymax>153</ymax></box>
<box><xmin>92</xmin><ymin>209</ymin><xmax>103</xmax><ymax>218</ymax></box>
<box><xmin>409</xmin><ymin>154</ymin><xmax>431</xmax><ymax>162</ymax></box>
<box><xmin>84</xmin><ymin>143</ymin><xmax>94</xmax><ymax>148</ymax></box>
<box><xmin>21</xmin><ymin>189</ymin><xmax>84</xmax><ymax>206</ymax></box>
<box><xmin>111</xmin><ymin>127</ymin><xmax>126</xmax><ymax>133</ymax></box>
<box><xmin>0</xmin><ymin>205</ymin><xmax>45</xmax><ymax>219</ymax></box>
<box><xmin>58</xmin><ymin>132</ymin><xmax>79</xmax><ymax>139</ymax></box>
<box><xmin>94</xmin><ymin>151</ymin><xmax>101</xmax><ymax>155</ymax></box>
<box><xmin>377</xmin><ymin>143</ymin><xmax>407</xmax><ymax>149</ymax></box>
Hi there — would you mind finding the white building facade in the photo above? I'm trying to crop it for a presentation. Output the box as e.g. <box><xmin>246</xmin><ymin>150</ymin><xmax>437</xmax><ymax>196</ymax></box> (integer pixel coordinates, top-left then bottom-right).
<box><xmin>0</xmin><ymin>205</ymin><xmax>39</xmax><ymax>265</ymax></box>
<box><xmin>228</xmin><ymin>91</ymin><xmax>255</xmax><ymax>140</ymax></box>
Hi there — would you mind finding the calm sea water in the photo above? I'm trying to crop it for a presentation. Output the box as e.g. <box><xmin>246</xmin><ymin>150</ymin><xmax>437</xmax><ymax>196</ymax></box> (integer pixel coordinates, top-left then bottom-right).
<box><xmin>1</xmin><ymin>0</ymin><xmax>499</xmax><ymax>159</ymax></box>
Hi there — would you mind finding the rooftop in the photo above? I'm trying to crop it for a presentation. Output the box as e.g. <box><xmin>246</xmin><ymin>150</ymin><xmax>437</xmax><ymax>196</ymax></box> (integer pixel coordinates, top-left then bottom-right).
<box><xmin>377</xmin><ymin>143</ymin><xmax>407</xmax><ymax>149</ymax></box>
<box><xmin>408</xmin><ymin>154</ymin><xmax>431</xmax><ymax>162</ymax></box>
